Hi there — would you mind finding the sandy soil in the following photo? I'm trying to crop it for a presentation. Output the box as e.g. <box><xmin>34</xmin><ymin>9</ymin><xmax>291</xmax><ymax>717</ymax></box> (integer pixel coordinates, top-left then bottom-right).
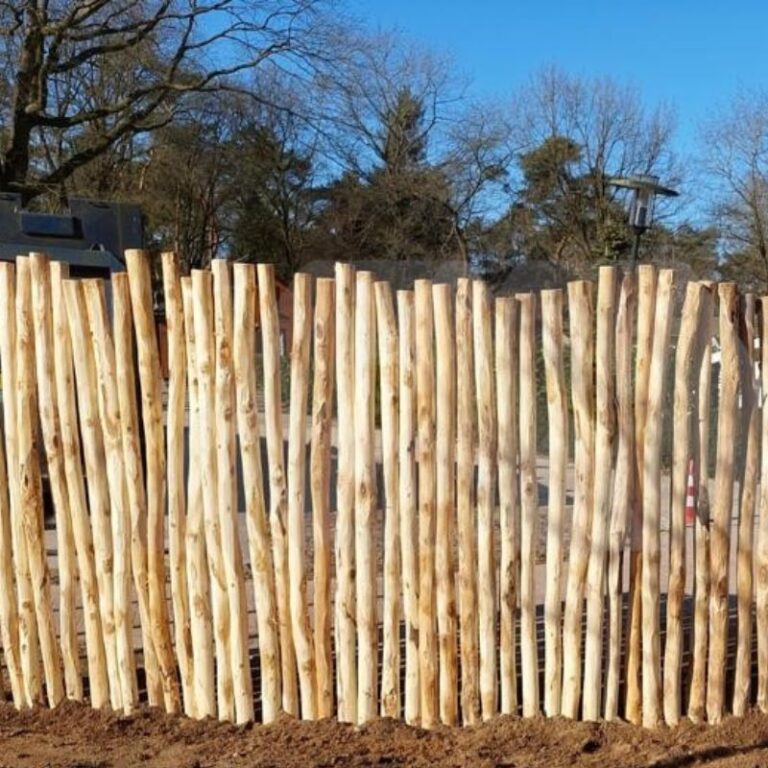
<box><xmin>2</xmin><ymin>701</ymin><xmax>768</xmax><ymax>768</ymax></box>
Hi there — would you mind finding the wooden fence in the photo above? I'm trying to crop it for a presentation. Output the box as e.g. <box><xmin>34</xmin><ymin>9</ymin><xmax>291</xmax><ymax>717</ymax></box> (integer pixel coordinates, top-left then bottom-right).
<box><xmin>0</xmin><ymin>254</ymin><xmax>763</xmax><ymax>728</ymax></box>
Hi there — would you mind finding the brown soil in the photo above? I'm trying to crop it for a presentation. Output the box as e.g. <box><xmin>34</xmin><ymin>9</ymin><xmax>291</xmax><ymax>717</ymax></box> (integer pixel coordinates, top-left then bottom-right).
<box><xmin>3</xmin><ymin>702</ymin><xmax>768</xmax><ymax>768</ymax></box>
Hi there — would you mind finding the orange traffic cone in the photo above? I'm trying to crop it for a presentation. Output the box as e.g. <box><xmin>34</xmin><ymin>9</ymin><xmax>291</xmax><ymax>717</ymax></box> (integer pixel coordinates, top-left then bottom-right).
<box><xmin>685</xmin><ymin>458</ymin><xmax>696</xmax><ymax>525</ymax></box>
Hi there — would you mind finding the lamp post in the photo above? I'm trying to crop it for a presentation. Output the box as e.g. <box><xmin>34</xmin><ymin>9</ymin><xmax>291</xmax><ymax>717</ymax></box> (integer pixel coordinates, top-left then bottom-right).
<box><xmin>608</xmin><ymin>174</ymin><xmax>678</xmax><ymax>265</ymax></box>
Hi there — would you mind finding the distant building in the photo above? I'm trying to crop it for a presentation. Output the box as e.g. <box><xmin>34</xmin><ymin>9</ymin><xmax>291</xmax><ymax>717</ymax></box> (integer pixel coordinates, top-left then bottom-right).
<box><xmin>0</xmin><ymin>193</ymin><xmax>143</xmax><ymax>276</ymax></box>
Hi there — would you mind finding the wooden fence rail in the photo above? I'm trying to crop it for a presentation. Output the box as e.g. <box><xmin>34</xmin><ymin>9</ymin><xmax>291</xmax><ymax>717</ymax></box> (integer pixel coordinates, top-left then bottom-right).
<box><xmin>0</xmin><ymin>253</ymin><xmax>765</xmax><ymax>728</ymax></box>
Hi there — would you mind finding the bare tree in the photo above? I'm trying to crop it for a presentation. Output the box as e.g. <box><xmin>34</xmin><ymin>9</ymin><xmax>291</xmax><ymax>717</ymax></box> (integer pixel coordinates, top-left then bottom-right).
<box><xmin>139</xmin><ymin>94</ymin><xmax>234</xmax><ymax>269</ymax></box>
<box><xmin>701</xmin><ymin>88</ymin><xmax>768</xmax><ymax>290</ymax></box>
<box><xmin>506</xmin><ymin>66</ymin><xmax>681</xmax><ymax>263</ymax></box>
<box><xmin>0</xmin><ymin>0</ymin><xmax>329</xmax><ymax>201</ymax></box>
<box><xmin>311</xmin><ymin>32</ymin><xmax>516</xmax><ymax>260</ymax></box>
<box><xmin>316</xmin><ymin>32</ymin><xmax>462</xmax><ymax>177</ymax></box>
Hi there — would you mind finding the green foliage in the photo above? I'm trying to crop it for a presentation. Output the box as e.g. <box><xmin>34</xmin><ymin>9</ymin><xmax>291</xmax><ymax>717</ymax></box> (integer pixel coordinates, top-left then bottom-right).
<box><xmin>307</xmin><ymin>87</ymin><xmax>465</xmax><ymax>263</ymax></box>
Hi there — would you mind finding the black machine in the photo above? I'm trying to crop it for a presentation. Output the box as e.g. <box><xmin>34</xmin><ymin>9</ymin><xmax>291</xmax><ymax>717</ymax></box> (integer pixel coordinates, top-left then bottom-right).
<box><xmin>0</xmin><ymin>192</ymin><xmax>143</xmax><ymax>275</ymax></box>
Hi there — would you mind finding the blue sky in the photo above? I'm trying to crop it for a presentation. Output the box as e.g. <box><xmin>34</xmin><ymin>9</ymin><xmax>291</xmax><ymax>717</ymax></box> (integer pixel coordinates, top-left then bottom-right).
<box><xmin>351</xmin><ymin>0</ymin><xmax>768</xmax><ymax>160</ymax></box>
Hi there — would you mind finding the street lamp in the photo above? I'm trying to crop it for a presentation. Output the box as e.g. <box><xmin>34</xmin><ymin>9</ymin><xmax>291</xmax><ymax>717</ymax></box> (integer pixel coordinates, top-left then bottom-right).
<box><xmin>608</xmin><ymin>174</ymin><xmax>679</xmax><ymax>265</ymax></box>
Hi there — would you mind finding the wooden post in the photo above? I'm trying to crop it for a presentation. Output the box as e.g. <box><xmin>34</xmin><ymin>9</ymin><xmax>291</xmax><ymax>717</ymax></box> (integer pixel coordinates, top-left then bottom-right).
<box><xmin>605</xmin><ymin>273</ymin><xmax>636</xmax><ymax>721</ymax></box>
<box><xmin>496</xmin><ymin>297</ymin><xmax>518</xmax><ymax>717</ymax></box>
<box><xmin>626</xmin><ymin>264</ymin><xmax>657</xmax><ymax>724</ymax></box>
<box><xmin>180</xmin><ymin>277</ymin><xmax>215</xmax><ymax>718</ymax></box>
<box><xmin>16</xmin><ymin>256</ymin><xmax>64</xmax><ymax>707</ymax></box>
<box><xmin>433</xmin><ymin>284</ymin><xmax>457</xmax><ymax>725</ymax></box>
<box><xmin>212</xmin><ymin>260</ymin><xmax>254</xmax><ymax>724</ymax></box>
<box><xmin>355</xmin><ymin>271</ymin><xmax>378</xmax><ymax>723</ymax></box>
<box><xmin>192</xmin><ymin>268</ymin><xmax>233</xmax><ymax>720</ymax></box>
<box><xmin>83</xmin><ymin>278</ymin><xmax>138</xmax><ymax>713</ymax></box>
<box><xmin>455</xmin><ymin>279</ymin><xmax>478</xmax><ymax>725</ymax></box>
<box><xmin>688</xmin><ymin>286</ymin><xmax>714</xmax><ymax>722</ymax></box>
<box><xmin>286</xmin><ymin>272</ymin><xmax>317</xmax><ymax>719</ymax></box>
<box><xmin>541</xmin><ymin>289</ymin><xmax>567</xmax><ymax>719</ymax></box>
<box><xmin>663</xmin><ymin>282</ymin><xmax>707</xmax><ymax>725</ymax></box>
<box><xmin>233</xmin><ymin>265</ymin><xmax>280</xmax><ymax>723</ymax></box>
<box><xmin>518</xmin><ymin>292</ymin><xmax>539</xmax><ymax>717</ymax></box>
<box><xmin>29</xmin><ymin>254</ymin><xmax>81</xmax><ymax>702</ymax></box>
<box><xmin>125</xmin><ymin>249</ymin><xmax>181</xmax><ymax>714</ymax></box>
<box><xmin>161</xmin><ymin>254</ymin><xmax>196</xmax><ymax>716</ymax></box>
<box><xmin>112</xmin><ymin>274</ymin><xmax>163</xmax><ymax>708</ymax></box>
<box><xmin>473</xmin><ymin>280</ymin><xmax>497</xmax><ymax>721</ymax></box>
<box><xmin>310</xmin><ymin>277</ymin><xmax>335</xmax><ymax>719</ymax></box>
<box><xmin>586</xmin><ymin>272</ymin><xmax>621</xmax><ymax>717</ymax></box>
<box><xmin>334</xmin><ymin>262</ymin><xmax>356</xmax><ymax>724</ymax></box>
<box><xmin>376</xmin><ymin>281</ymin><xmax>401</xmax><ymax>719</ymax></box>
<box><xmin>582</xmin><ymin>267</ymin><xmax>617</xmax><ymax>721</ymax></box>
<box><xmin>257</xmin><ymin>263</ymin><xmax>298</xmax><ymax>717</ymax></box>
<box><xmin>397</xmin><ymin>289</ymin><xmax>420</xmax><ymax>725</ymax></box>
<box><xmin>0</xmin><ymin>262</ymin><xmax>41</xmax><ymax>707</ymax></box>
<box><xmin>758</xmin><ymin>293</ymin><xmax>768</xmax><ymax>714</ymax></box>
<box><xmin>83</xmin><ymin>279</ymin><xmax>138</xmax><ymax>708</ymax></box>
<box><xmin>733</xmin><ymin>294</ymin><xmax>759</xmax><ymax>717</ymax></box>
<box><xmin>64</xmin><ymin>279</ymin><xmax>121</xmax><ymax>709</ymax></box>
<box><xmin>706</xmin><ymin>283</ymin><xmax>740</xmax><ymax>724</ymax></box>
<box><xmin>561</xmin><ymin>280</ymin><xmax>595</xmax><ymax>719</ymax></box>
<box><xmin>641</xmin><ymin>269</ymin><xmax>674</xmax><ymax>728</ymax></box>
<box><xmin>416</xmin><ymin>278</ymin><xmax>438</xmax><ymax>727</ymax></box>
<box><xmin>0</xmin><ymin>354</ymin><xmax>23</xmax><ymax>707</ymax></box>
<box><xmin>52</xmin><ymin>262</ymin><xmax>108</xmax><ymax>709</ymax></box>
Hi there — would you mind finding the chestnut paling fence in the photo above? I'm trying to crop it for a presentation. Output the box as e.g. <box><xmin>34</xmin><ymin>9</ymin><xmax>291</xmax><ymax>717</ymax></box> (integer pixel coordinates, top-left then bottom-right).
<box><xmin>0</xmin><ymin>253</ymin><xmax>763</xmax><ymax>729</ymax></box>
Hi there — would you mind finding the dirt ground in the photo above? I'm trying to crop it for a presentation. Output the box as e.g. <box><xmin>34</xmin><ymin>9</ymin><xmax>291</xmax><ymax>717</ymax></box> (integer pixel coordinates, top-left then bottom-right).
<box><xmin>3</xmin><ymin>702</ymin><xmax>768</xmax><ymax>768</ymax></box>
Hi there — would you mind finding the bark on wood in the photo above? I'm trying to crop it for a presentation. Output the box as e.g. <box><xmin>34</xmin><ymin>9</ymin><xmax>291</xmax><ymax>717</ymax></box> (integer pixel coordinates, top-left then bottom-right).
<box><xmin>455</xmin><ymin>279</ymin><xmax>479</xmax><ymax>725</ymax></box>
<box><xmin>416</xmin><ymin>279</ymin><xmax>438</xmax><ymax>727</ymax></box>
<box><xmin>232</xmin><ymin>265</ymin><xmax>280</xmax><ymax>723</ymax></box>
<box><xmin>161</xmin><ymin>254</ymin><xmax>195</xmax><ymax>717</ymax></box>
<box><xmin>473</xmin><ymin>280</ymin><xmax>497</xmax><ymax>721</ymax></box>
<box><xmin>334</xmin><ymin>262</ymin><xmax>356</xmax><ymax>724</ymax></box>
<box><xmin>641</xmin><ymin>268</ymin><xmax>675</xmax><ymax>729</ymax></box>
<box><xmin>355</xmin><ymin>271</ymin><xmax>378</xmax><ymax>723</ymax></box>
<box><xmin>733</xmin><ymin>294</ymin><xmax>758</xmax><ymax>716</ymax></box>
<box><xmin>663</xmin><ymin>282</ymin><xmax>708</xmax><ymax>725</ymax></box>
<box><xmin>561</xmin><ymin>280</ymin><xmax>595</xmax><ymax>719</ymax></box>
<box><xmin>541</xmin><ymin>288</ymin><xmax>567</xmax><ymax>719</ymax></box>
<box><xmin>706</xmin><ymin>283</ymin><xmax>740</xmax><ymax>724</ymax></box>
<box><xmin>397</xmin><ymin>289</ymin><xmax>420</xmax><ymax>725</ymax></box>
<box><xmin>0</xmin><ymin>262</ymin><xmax>41</xmax><ymax>707</ymax></box>
<box><xmin>605</xmin><ymin>272</ymin><xmax>636</xmax><ymax>721</ymax></box>
<box><xmin>16</xmin><ymin>256</ymin><xmax>64</xmax><ymax>707</ymax></box>
<box><xmin>65</xmin><ymin>278</ymin><xmax>122</xmax><ymax>710</ymax></box>
<box><xmin>583</xmin><ymin>267</ymin><xmax>616</xmax><ymax>721</ymax></box>
<box><xmin>688</xmin><ymin>286</ymin><xmax>715</xmax><ymax>722</ymax></box>
<box><xmin>30</xmin><ymin>254</ymin><xmax>81</xmax><ymax>702</ymax></box>
<box><xmin>310</xmin><ymin>278</ymin><xmax>335</xmax><ymax>719</ymax></box>
<box><xmin>433</xmin><ymin>284</ymin><xmax>457</xmax><ymax>725</ymax></box>
<box><xmin>376</xmin><ymin>281</ymin><xmax>401</xmax><ymax>719</ymax></box>
<box><xmin>192</xmin><ymin>269</ymin><xmax>233</xmax><ymax>720</ymax></box>
<box><xmin>0</xmin><ymin>332</ymin><xmax>23</xmax><ymax>707</ymax></box>
<box><xmin>287</xmin><ymin>272</ymin><xmax>317</xmax><ymax>719</ymax></box>
<box><xmin>83</xmin><ymin>278</ymin><xmax>138</xmax><ymax>713</ymax></box>
<box><xmin>179</xmin><ymin>277</ymin><xmax>215</xmax><ymax>718</ymax></box>
<box><xmin>212</xmin><ymin>260</ymin><xmax>254</xmax><ymax>723</ymax></box>
<box><xmin>626</xmin><ymin>264</ymin><xmax>657</xmax><ymax>724</ymax></box>
<box><xmin>112</xmin><ymin>273</ymin><xmax>163</xmax><ymax>708</ymax></box>
<box><xmin>518</xmin><ymin>292</ymin><xmax>539</xmax><ymax>717</ymax></box>
<box><xmin>257</xmin><ymin>263</ymin><xmax>298</xmax><ymax>717</ymax></box>
<box><xmin>757</xmin><ymin>293</ymin><xmax>768</xmax><ymax>713</ymax></box>
<box><xmin>496</xmin><ymin>296</ymin><xmax>519</xmax><ymax>717</ymax></box>
<box><xmin>52</xmin><ymin>261</ymin><xmax>108</xmax><ymax>708</ymax></box>
<box><xmin>125</xmin><ymin>249</ymin><xmax>181</xmax><ymax>714</ymax></box>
